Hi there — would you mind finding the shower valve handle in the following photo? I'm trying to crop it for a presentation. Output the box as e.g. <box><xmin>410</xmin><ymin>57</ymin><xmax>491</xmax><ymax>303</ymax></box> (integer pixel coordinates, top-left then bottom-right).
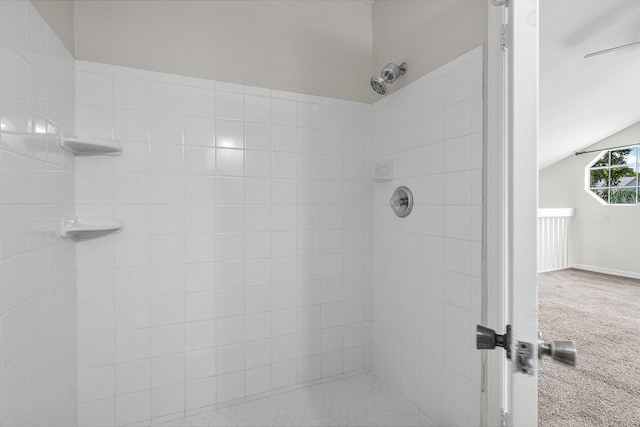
<box><xmin>389</xmin><ymin>195</ymin><xmax>407</xmax><ymax>208</ymax></box>
<box><xmin>389</xmin><ymin>186</ymin><xmax>413</xmax><ymax>218</ymax></box>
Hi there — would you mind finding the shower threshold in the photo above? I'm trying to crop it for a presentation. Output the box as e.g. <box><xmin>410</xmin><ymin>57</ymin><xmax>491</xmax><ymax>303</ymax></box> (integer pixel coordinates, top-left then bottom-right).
<box><xmin>154</xmin><ymin>373</ymin><xmax>431</xmax><ymax>427</ymax></box>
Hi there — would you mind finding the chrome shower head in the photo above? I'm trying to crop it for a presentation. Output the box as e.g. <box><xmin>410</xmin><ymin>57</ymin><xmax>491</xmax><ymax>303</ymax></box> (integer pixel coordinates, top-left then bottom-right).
<box><xmin>370</xmin><ymin>62</ymin><xmax>408</xmax><ymax>95</ymax></box>
<box><xmin>370</xmin><ymin>76</ymin><xmax>387</xmax><ymax>95</ymax></box>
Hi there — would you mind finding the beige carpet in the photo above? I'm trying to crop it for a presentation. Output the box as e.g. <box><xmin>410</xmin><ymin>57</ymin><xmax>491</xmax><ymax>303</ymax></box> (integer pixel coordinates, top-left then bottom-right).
<box><xmin>538</xmin><ymin>268</ymin><xmax>640</xmax><ymax>427</ymax></box>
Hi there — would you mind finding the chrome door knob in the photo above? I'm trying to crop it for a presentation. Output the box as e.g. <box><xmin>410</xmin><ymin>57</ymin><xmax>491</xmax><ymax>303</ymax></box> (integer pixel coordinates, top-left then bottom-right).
<box><xmin>476</xmin><ymin>324</ymin><xmax>512</xmax><ymax>360</ymax></box>
<box><xmin>539</xmin><ymin>340</ymin><xmax>577</xmax><ymax>367</ymax></box>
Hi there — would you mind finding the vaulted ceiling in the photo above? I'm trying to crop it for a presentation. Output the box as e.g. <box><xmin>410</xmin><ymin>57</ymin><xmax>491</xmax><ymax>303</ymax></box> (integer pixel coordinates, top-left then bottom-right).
<box><xmin>540</xmin><ymin>0</ymin><xmax>640</xmax><ymax>169</ymax></box>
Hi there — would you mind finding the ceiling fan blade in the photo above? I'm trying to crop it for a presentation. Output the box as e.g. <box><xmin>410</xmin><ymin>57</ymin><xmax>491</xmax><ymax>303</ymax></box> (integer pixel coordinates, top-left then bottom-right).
<box><xmin>585</xmin><ymin>40</ymin><xmax>640</xmax><ymax>58</ymax></box>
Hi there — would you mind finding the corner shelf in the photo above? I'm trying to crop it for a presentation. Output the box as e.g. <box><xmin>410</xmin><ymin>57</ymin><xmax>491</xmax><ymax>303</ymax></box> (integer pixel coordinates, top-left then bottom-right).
<box><xmin>60</xmin><ymin>216</ymin><xmax>124</xmax><ymax>239</ymax></box>
<box><xmin>59</xmin><ymin>133</ymin><xmax>123</xmax><ymax>156</ymax></box>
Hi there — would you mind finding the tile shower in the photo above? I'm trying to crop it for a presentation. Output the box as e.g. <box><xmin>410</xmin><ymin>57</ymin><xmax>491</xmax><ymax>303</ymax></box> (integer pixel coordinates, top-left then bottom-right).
<box><xmin>0</xmin><ymin>1</ymin><xmax>483</xmax><ymax>426</ymax></box>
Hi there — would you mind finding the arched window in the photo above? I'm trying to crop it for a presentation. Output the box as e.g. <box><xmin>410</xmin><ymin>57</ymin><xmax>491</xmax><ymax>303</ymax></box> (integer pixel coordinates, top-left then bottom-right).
<box><xmin>587</xmin><ymin>146</ymin><xmax>639</xmax><ymax>205</ymax></box>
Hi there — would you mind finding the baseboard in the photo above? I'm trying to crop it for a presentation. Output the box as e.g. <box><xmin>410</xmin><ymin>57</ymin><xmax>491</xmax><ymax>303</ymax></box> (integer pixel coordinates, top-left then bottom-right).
<box><xmin>572</xmin><ymin>264</ymin><xmax>640</xmax><ymax>280</ymax></box>
<box><xmin>539</xmin><ymin>267</ymin><xmax>569</xmax><ymax>273</ymax></box>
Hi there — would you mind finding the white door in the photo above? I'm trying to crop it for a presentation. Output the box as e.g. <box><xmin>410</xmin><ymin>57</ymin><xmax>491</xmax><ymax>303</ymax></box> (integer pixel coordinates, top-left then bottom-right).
<box><xmin>485</xmin><ymin>0</ymin><xmax>540</xmax><ymax>426</ymax></box>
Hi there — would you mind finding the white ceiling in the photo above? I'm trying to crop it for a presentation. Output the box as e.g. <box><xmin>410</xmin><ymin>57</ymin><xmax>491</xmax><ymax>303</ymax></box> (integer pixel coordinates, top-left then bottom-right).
<box><xmin>540</xmin><ymin>0</ymin><xmax>640</xmax><ymax>169</ymax></box>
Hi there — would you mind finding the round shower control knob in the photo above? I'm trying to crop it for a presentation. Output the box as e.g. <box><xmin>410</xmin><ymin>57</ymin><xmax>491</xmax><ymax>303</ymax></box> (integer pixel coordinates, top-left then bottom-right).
<box><xmin>389</xmin><ymin>195</ymin><xmax>403</xmax><ymax>208</ymax></box>
<box><xmin>389</xmin><ymin>186</ymin><xmax>413</xmax><ymax>218</ymax></box>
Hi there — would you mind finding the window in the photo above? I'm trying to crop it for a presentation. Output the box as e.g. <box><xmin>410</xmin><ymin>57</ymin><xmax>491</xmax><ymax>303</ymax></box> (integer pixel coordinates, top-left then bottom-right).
<box><xmin>588</xmin><ymin>146</ymin><xmax>639</xmax><ymax>205</ymax></box>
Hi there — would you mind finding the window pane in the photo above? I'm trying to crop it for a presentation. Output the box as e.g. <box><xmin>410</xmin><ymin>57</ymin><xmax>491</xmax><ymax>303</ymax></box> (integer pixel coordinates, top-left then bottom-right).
<box><xmin>610</xmin><ymin>166</ymin><xmax>638</xmax><ymax>187</ymax></box>
<box><xmin>592</xmin><ymin>152</ymin><xmax>609</xmax><ymax>167</ymax></box>
<box><xmin>610</xmin><ymin>188</ymin><xmax>636</xmax><ymax>204</ymax></box>
<box><xmin>590</xmin><ymin>188</ymin><xmax>609</xmax><ymax>203</ymax></box>
<box><xmin>590</xmin><ymin>169</ymin><xmax>608</xmax><ymax>188</ymax></box>
<box><xmin>587</xmin><ymin>148</ymin><xmax>640</xmax><ymax>205</ymax></box>
<box><xmin>610</xmin><ymin>148</ymin><xmax>636</xmax><ymax>166</ymax></box>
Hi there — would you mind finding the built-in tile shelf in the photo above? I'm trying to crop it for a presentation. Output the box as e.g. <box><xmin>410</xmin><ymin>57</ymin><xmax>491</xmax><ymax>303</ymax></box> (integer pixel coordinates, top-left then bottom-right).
<box><xmin>59</xmin><ymin>133</ymin><xmax>123</xmax><ymax>156</ymax></box>
<box><xmin>60</xmin><ymin>216</ymin><xmax>124</xmax><ymax>239</ymax></box>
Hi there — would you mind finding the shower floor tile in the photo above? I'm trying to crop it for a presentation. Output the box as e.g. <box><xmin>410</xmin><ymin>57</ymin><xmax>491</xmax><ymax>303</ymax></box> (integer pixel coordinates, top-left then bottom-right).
<box><xmin>159</xmin><ymin>373</ymin><xmax>432</xmax><ymax>427</ymax></box>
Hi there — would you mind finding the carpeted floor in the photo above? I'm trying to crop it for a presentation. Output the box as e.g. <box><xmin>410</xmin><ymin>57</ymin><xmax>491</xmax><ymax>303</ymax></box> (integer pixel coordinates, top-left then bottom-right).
<box><xmin>538</xmin><ymin>268</ymin><xmax>640</xmax><ymax>427</ymax></box>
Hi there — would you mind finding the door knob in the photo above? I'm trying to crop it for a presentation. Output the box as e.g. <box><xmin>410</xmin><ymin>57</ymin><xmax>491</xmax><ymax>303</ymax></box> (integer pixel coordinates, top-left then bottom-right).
<box><xmin>476</xmin><ymin>324</ymin><xmax>512</xmax><ymax>360</ymax></box>
<box><xmin>539</xmin><ymin>339</ymin><xmax>577</xmax><ymax>367</ymax></box>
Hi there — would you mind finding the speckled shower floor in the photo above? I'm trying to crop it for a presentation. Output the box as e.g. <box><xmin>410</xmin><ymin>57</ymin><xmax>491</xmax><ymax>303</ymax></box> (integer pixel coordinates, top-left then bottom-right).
<box><xmin>159</xmin><ymin>373</ymin><xmax>431</xmax><ymax>427</ymax></box>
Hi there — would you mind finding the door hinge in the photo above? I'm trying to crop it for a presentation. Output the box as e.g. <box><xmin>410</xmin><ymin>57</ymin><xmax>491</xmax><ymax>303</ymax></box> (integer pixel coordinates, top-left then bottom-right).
<box><xmin>500</xmin><ymin>409</ymin><xmax>509</xmax><ymax>427</ymax></box>
<box><xmin>500</xmin><ymin>24</ymin><xmax>509</xmax><ymax>51</ymax></box>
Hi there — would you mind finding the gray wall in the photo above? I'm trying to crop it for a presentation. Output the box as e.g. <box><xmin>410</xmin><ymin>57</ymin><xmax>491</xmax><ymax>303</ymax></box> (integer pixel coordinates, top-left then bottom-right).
<box><xmin>73</xmin><ymin>1</ymin><xmax>373</xmax><ymax>103</ymax></box>
<box><xmin>30</xmin><ymin>0</ymin><xmax>74</xmax><ymax>54</ymax></box>
<box><xmin>372</xmin><ymin>0</ymin><xmax>487</xmax><ymax>98</ymax></box>
<box><xmin>539</xmin><ymin>121</ymin><xmax>640</xmax><ymax>276</ymax></box>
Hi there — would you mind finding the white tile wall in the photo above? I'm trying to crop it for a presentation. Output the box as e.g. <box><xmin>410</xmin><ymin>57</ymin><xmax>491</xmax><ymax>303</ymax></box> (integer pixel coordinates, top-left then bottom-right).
<box><xmin>74</xmin><ymin>63</ymin><xmax>372</xmax><ymax>425</ymax></box>
<box><xmin>0</xmin><ymin>1</ymin><xmax>77</xmax><ymax>426</ymax></box>
<box><xmin>370</xmin><ymin>47</ymin><xmax>484</xmax><ymax>427</ymax></box>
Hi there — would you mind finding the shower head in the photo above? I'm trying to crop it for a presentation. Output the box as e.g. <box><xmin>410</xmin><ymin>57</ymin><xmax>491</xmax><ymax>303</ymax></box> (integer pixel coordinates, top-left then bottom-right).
<box><xmin>370</xmin><ymin>76</ymin><xmax>387</xmax><ymax>95</ymax></box>
<box><xmin>370</xmin><ymin>62</ymin><xmax>408</xmax><ymax>95</ymax></box>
